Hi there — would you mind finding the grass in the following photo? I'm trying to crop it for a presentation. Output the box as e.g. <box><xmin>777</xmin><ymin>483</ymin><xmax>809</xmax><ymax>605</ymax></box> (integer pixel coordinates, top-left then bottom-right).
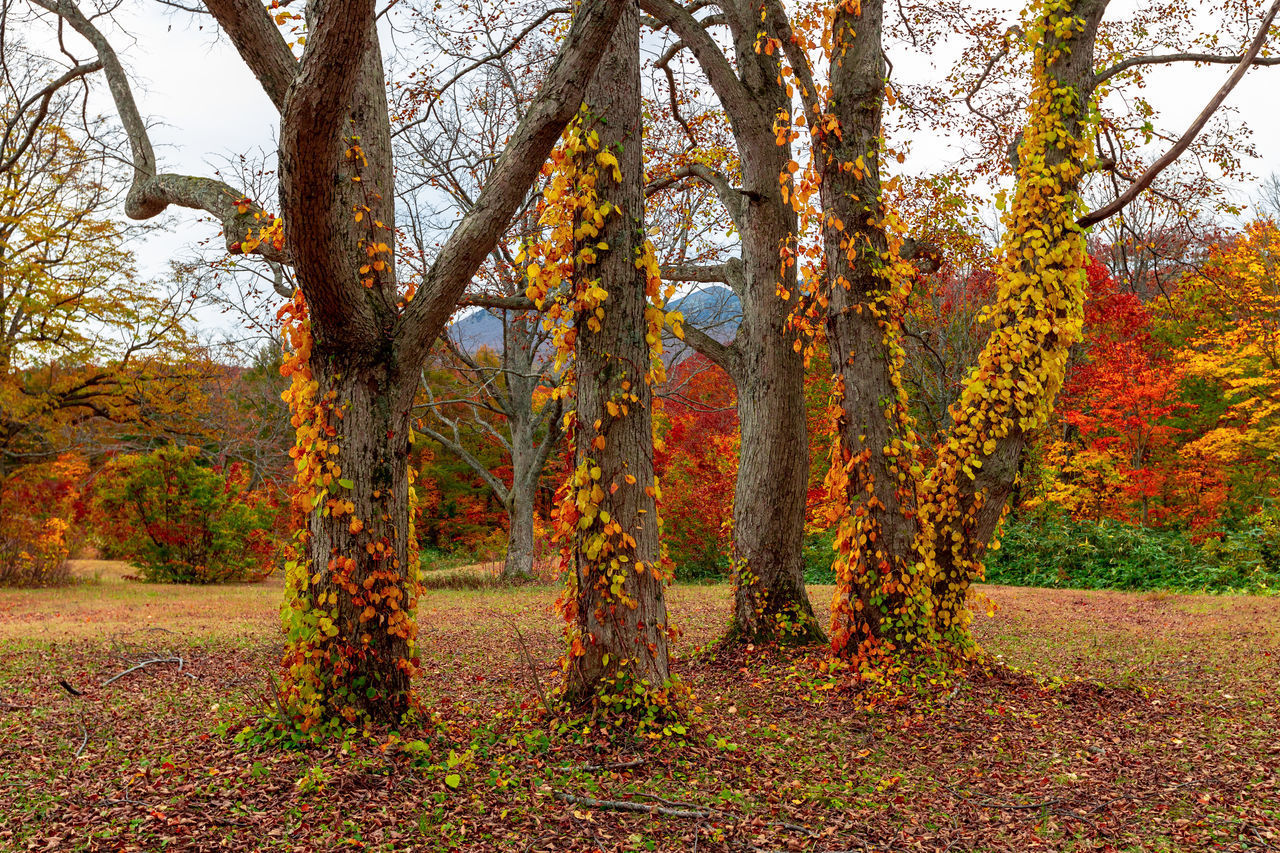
<box><xmin>0</xmin><ymin>562</ymin><xmax>1277</xmax><ymax>851</ymax></box>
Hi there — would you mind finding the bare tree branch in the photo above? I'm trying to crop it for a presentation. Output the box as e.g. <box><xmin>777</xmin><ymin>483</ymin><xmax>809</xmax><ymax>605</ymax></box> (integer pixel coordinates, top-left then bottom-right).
<box><xmin>26</xmin><ymin>0</ymin><xmax>283</xmax><ymax>260</ymax></box>
<box><xmin>397</xmin><ymin>0</ymin><xmax>627</xmax><ymax>368</ymax></box>
<box><xmin>1080</xmin><ymin>0</ymin><xmax>1280</xmax><ymax>228</ymax></box>
<box><xmin>1093</xmin><ymin>51</ymin><xmax>1280</xmax><ymax>91</ymax></box>
<box><xmin>0</xmin><ymin>58</ymin><xmax>101</xmax><ymax>175</ymax></box>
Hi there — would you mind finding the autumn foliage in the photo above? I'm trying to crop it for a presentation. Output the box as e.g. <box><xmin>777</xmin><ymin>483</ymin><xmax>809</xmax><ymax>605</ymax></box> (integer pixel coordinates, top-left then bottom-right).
<box><xmin>91</xmin><ymin>445</ymin><xmax>281</xmax><ymax>584</ymax></box>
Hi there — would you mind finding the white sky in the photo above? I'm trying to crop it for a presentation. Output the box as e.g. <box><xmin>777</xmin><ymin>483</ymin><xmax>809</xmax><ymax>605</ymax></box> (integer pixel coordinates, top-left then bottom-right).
<box><xmin>26</xmin><ymin>1</ymin><xmax>1280</xmax><ymax>339</ymax></box>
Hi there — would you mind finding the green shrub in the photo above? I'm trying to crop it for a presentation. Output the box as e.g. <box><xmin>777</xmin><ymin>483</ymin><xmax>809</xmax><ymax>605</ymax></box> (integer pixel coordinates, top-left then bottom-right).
<box><xmin>985</xmin><ymin>516</ymin><xmax>1279</xmax><ymax>593</ymax></box>
<box><xmin>670</xmin><ymin>539</ymin><xmax>730</xmax><ymax>583</ymax></box>
<box><xmin>803</xmin><ymin>527</ymin><xmax>839</xmax><ymax>586</ymax></box>
<box><xmin>93</xmin><ymin>446</ymin><xmax>280</xmax><ymax>583</ymax></box>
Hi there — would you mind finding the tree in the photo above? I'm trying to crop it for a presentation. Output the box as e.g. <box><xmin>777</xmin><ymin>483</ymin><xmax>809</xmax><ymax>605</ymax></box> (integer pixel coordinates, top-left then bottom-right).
<box><xmin>1177</xmin><ymin>220</ymin><xmax>1280</xmax><ymax>508</ymax></box>
<box><xmin>639</xmin><ymin>0</ymin><xmax>824</xmax><ymax>644</ymax></box>
<box><xmin>92</xmin><ymin>445</ymin><xmax>280</xmax><ymax>584</ymax></box>
<box><xmin>766</xmin><ymin>0</ymin><xmax>1280</xmax><ymax>657</ymax></box>
<box><xmin>0</xmin><ymin>105</ymin><xmax>203</xmax><ymax>479</ymax></box>
<box><xmin>529</xmin><ymin>1</ymin><xmax>676</xmax><ymax>711</ymax></box>
<box><xmin>17</xmin><ymin>0</ymin><xmax>627</xmax><ymax>728</ymax></box>
<box><xmin>416</xmin><ymin>333</ymin><xmax>562</xmax><ymax>578</ymax></box>
<box><xmin>1032</xmin><ymin>260</ymin><xmax>1192</xmax><ymax>527</ymax></box>
<box><xmin>394</xmin><ymin>11</ymin><xmax>571</xmax><ymax>581</ymax></box>
<box><xmin>655</xmin><ymin>355</ymin><xmax>738</xmax><ymax>580</ymax></box>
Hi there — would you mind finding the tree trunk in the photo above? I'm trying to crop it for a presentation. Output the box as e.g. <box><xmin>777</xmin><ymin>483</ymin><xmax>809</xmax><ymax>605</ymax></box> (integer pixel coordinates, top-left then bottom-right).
<box><xmin>812</xmin><ymin>0</ymin><xmax>925</xmax><ymax>655</ymax></box>
<box><xmin>639</xmin><ymin>0</ymin><xmax>822</xmax><ymax>644</ymax></box>
<box><xmin>921</xmin><ymin>0</ymin><xmax>1109</xmax><ymax>642</ymax></box>
<box><xmin>563</xmin><ymin>0</ymin><xmax>671</xmax><ymax>705</ymax></box>
<box><xmin>730</xmin><ymin>352</ymin><xmax>819</xmax><ymax>642</ymax></box>
<box><xmin>504</xmin><ymin>417</ymin><xmax>538</xmax><ymax>581</ymax></box>
<box><xmin>728</xmin><ymin>195</ymin><xmax>822</xmax><ymax>645</ymax></box>
<box><xmin>285</xmin><ymin>355</ymin><xmax>417</xmax><ymax>725</ymax></box>
<box><xmin>807</xmin><ymin>0</ymin><xmax>1109</xmax><ymax>655</ymax></box>
<box><xmin>505</xmin><ymin>487</ymin><xmax>537</xmax><ymax>581</ymax></box>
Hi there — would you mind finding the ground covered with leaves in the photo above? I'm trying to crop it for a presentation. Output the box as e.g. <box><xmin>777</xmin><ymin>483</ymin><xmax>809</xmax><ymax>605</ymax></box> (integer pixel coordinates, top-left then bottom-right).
<box><xmin>1</xmin><ymin>562</ymin><xmax>1277</xmax><ymax>852</ymax></box>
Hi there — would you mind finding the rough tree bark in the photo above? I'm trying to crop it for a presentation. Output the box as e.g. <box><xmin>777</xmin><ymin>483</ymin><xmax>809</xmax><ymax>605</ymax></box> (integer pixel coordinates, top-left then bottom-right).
<box><xmin>563</xmin><ymin>0</ymin><xmax>671</xmax><ymax>704</ymax></box>
<box><xmin>30</xmin><ymin>0</ymin><xmax>626</xmax><ymax>724</ymax></box>
<box><xmin>641</xmin><ymin>0</ymin><xmax>822</xmax><ymax>645</ymax></box>
<box><xmin>765</xmin><ymin>0</ymin><xmax>1114</xmax><ymax>653</ymax></box>
<box><xmin>766</xmin><ymin>0</ymin><xmax>1162</xmax><ymax>654</ymax></box>
<box><xmin>814</xmin><ymin>0</ymin><xmax>923</xmax><ymax>649</ymax></box>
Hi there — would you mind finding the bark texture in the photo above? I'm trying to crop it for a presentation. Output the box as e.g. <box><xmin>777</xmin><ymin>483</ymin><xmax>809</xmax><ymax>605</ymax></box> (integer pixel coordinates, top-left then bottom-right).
<box><xmin>641</xmin><ymin>0</ymin><xmax>821</xmax><ymax>644</ymax></box>
<box><xmin>564</xmin><ymin>1</ymin><xmax>671</xmax><ymax>703</ymax></box>
<box><xmin>304</xmin><ymin>359</ymin><xmax>416</xmax><ymax>722</ymax></box>
<box><xmin>768</xmin><ymin>0</ymin><xmax>1113</xmax><ymax>653</ymax></box>
<box><xmin>815</xmin><ymin>0</ymin><xmax>921</xmax><ymax>645</ymax></box>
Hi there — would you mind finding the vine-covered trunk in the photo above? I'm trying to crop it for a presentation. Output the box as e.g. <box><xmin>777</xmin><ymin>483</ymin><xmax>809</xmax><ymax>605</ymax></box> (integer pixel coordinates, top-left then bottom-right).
<box><xmin>816</xmin><ymin>0</ymin><xmax>924</xmax><ymax>655</ymax></box>
<box><xmin>562</xmin><ymin>1</ymin><xmax>671</xmax><ymax>705</ymax></box>
<box><xmin>918</xmin><ymin>0</ymin><xmax>1107</xmax><ymax>641</ymax></box>
<box><xmin>815</xmin><ymin>0</ymin><xmax>1106</xmax><ymax>657</ymax></box>
<box><xmin>278</xmin><ymin>17</ymin><xmax>424</xmax><ymax>727</ymax></box>
<box><xmin>284</xmin><ymin>354</ymin><xmax>418</xmax><ymax>726</ymax></box>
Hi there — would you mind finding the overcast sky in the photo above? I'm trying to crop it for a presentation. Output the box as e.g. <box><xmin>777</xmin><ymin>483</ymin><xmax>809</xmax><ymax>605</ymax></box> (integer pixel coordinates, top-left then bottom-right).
<box><xmin>28</xmin><ymin>1</ymin><xmax>1280</xmax><ymax>339</ymax></box>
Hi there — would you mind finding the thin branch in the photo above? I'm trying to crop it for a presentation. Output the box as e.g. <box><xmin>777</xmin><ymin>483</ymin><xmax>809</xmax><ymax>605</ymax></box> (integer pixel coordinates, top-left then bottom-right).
<box><xmin>553</xmin><ymin>791</ymin><xmax>712</xmax><ymax>820</ymax></box>
<box><xmin>101</xmin><ymin>656</ymin><xmax>184</xmax><ymax>686</ymax></box>
<box><xmin>459</xmin><ymin>294</ymin><xmax>537</xmax><ymax>311</ymax></box>
<box><xmin>1093</xmin><ymin>51</ymin><xmax>1280</xmax><ymax>90</ymax></box>
<box><xmin>1080</xmin><ymin>0</ymin><xmax>1280</xmax><ymax>228</ymax></box>
<box><xmin>0</xmin><ymin>58</ymin><xmax>102</xmax><ymax>175</ymax></box>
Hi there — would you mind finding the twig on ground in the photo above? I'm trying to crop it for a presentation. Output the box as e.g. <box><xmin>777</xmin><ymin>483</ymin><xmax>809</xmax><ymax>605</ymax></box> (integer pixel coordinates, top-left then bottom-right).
<box><xmin>73</xmin><ymin>721</ymin><xmax>88</xmax><ymax>758</ymax></box>
<box><xmin>101</xmin><ymin>656</ymin><xmax>184</xmax><ymax>687</ymax></box>
<box><xmin>58</xmin><ymin>679</ymin><xmax>83</xmax><ymax>697</ymax></box>
<box><xmin>553</xmin><ymin>790</ymin><xmax>712</xmax><ymax>820</ymax></box>
<box><xmin>632</xmin><ymin>791</ymin><xmax>714</xmax><ymax>811</ymax></box>
<box><xmin>264</xmin><ymin>670</ymin><xmax>290</xmax><ymax>721</ymax></box>
<box><xmin>482</xmin><ymin>608</ymin><xmax>553</xmax><ymax>715</ymax></box>
<box><xmin>946</xmin><ymin>784</ymin><xmax>1063</xmax><ymax>811</ymax></box>
<box><xmin>553</xmin><ymin>790</ymin><xmax>818</xmax><ymax>837</ymax></box>
<box><xmin>0</xmin><ymin>695</ymin><xmax>32</xmax><ymax>711</ymax></box>
<box><xmin>568</xmin><ymin>757</ymin><xmax>648</xmax><ymax>773</ymax></box>
<box><xmin>1243</xmin><ymin>823</ymin><xmax>1278</xmax><ymax>851</ymax></box>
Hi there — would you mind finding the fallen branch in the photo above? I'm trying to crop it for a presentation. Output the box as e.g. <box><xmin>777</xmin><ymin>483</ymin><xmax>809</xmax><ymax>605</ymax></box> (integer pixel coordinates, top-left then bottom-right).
<box><xmin>553</xmin><ymin>790</ymin><xmax>817</xmax><ymax>837</ymax></box>
<box><xmin>101</xmin><ymin>657</ymin><xmax>184</xmax><ymax>687</ymax></box>
<box><xmin>582</xmin><ymin>757</ymin><xmax>648</xmax><ymax>773</ymax></box>
<box><xmin>481</xmin><ymin>608</ymin><xmax>553</xmax><ymax>716</ymax></box>
<box><xmin>946</xmin><ymin>784</ymin><xmax>1063</xmax><ymax>811</ymax></box>
<box><xmin>0</xmin><ymin>695</ymin><xmax>32</xmax><ymax>711</ymax></box>
<box><xmin>554</xmin><ymin>790</ymin><xmax>712</xmax><ymax>820</ymax></box>
<box><xmin>73</xmin><ymin>721</ymin><xmax>88</xmax><ymax>758</ymax></box>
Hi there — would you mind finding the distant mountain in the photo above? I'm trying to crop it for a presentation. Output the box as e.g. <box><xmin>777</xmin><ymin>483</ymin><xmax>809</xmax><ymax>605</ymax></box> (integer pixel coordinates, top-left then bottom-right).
<box><xmin>448</xmin><ymin>306</ymin><xmax>508</xmax><ymax>353</ymax></box>
<box><xmin>447</xmin><ymin>286</ymin><xmax>742</xmax><ymax>355</ymax></box>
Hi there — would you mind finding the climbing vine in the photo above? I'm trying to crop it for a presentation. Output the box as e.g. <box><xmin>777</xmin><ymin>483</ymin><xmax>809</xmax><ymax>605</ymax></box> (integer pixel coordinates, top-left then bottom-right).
<box><xmin>263</xmin><ymin>139</ymin><xmax>425</xmax><ymax>737</ymax></box>
<box><xmin>523</xmin><ymin>109</ymin><xmax>689</xmax><ymax>731</ymax></box>
<box><xmin>774</xmin><ymin>0</ymin><xmax>1097</xmax><ymax>661</ymax></box>
<box><xmin>915</xmin><ymin>0</ymin><xmax>1094</xmax><ymax>648</ymax></box>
